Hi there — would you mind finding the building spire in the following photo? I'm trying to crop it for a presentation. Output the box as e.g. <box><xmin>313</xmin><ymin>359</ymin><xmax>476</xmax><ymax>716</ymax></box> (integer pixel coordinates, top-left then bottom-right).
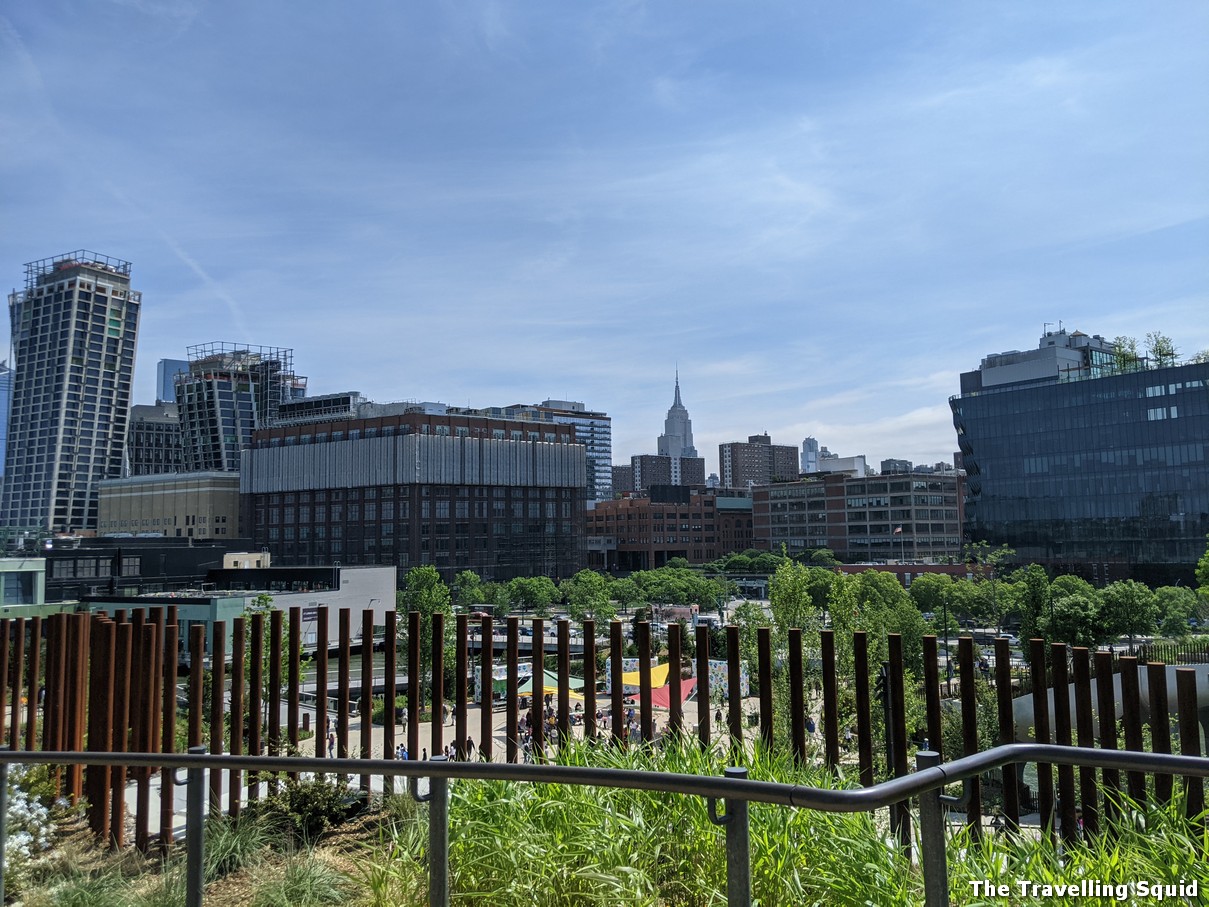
<box><xmin>673</xmin><ymin>369</ymin><xmax>682</xmax><ymax>407</ymax></box>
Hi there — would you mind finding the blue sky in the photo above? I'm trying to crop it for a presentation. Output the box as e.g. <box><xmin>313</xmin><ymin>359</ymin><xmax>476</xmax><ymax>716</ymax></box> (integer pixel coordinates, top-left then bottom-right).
<box><xmin>2</xmin><ymin>1</ymin><xmax>1207</xmax><ymax>475</ymax></box>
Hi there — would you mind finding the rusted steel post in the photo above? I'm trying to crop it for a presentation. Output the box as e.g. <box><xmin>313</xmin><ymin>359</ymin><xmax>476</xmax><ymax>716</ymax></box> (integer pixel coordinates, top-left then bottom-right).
<box><xmin>788</xmin><ymin>628</ymin><xmax>805</xmax><ymax>765</ymax></box>
<box><xmin>314</xmin><ymin>608</ymin><xmax>328</xmax><ymax>760</ymax></box>
<box><xmin>557</xmin><ymin>619</ymin><xmax>571</xmax><ymax>747</ymax></box>
<box><xmin>455</xmin><ymin>614</ymin><xmax>469</xmax><ymax>758</ymax></box>
<box><xmin>696</xmin><ymin>625</ymin><xmax>711</xmax><ymax>749</ymax></box>
<box><xmin>110</xmin><ymin>621</ymin><xmax>133</xmax><ymax>849</ymax></box>
<box><xmin>147</xmin><ymin>609</ymin><xmax>165</xmax><ymax>809</ymax></box>
<box><xmin>609</xmin><ymin>620</ymin><xmax>623</xmax><ymax>745</ymax></box>
<box><xmin>583</xmin><ymin>619</ymin><xmax>597</xmax><ymax>742</ymax></box>
<box><xmin>0</xmin><ymin>620</ymin><xmax>10</xmax><ymax>748</ymax></box>
<box><xmin>995</xmin><ymin>637</ymin><xmax>1020</xmax><ymax>831</ymax></box>
<box><xmin>506</xmin><ymin>616</ymin><xmax>519</xmax><ymax>762</ymax></box>
<box><xmin>922</xmin><ymin>635</ymin><xmax>942</xmax><ymax>760</ymax></box>
<box><xmin>1118</xmin><ymin>656</ymin><xmax>1146</xmax><ymax>803</ymax></box>
<box><xmin>337</xmin><ymin>609</ymin><xmax>351</xmax><ymax>760</ymax></box>
<box><xmin>531</xmin><ymin>617</ymin><xmax>544</xmax><ymax>754</ymax></box>
<box><xmin>668</xmin><ymin>620</ymin><xmax>682</xmax><ymax>736</ymax></box>
<box><xmin>209</xmin><ymin>621</ymin><xmax>226</xmax><ymax>814</ymax></box>
<box><xmin>1175</xmin><ymin>668</ymin><xmax>1204</xmax><ymax>820</ymax></box>
<box><xmin>360</xmin><ymin>609</ymin><xmax>374</xmax><ymax>792</ymax></box>
<box><xmin>853</xmin><ymin>631</ymin><xmax>874</xmax><ymax>787</ymax></box>
<box><xmin>248</xmin><ymin>613</ymin><xmax>264</xmax><ymax>800</ymax></box>
<box><xmin>43</xmin><ymin>615</ymin><xmax>62</xmax><ymax>795</ymax></box>
<box><xmin>821</xmin><ymin>629</ymin><xmax>840</xmax><ymax>769</ymax></box>
<box><xmin>287</xmin><ymin>607</ymin><xmax>301</xmax><ymax>765</ymax></box>
<box><xmin>136</xmin><ymin>623</ymin><xmax>159</xmax><ymax>852</ymax></box>
<box><xmin>431</xmin><ymin>611</ymin><xmax>445</xmax><ymax>759</ymax></box>
<box><xmin>1071</xmin><ymin>648</ymin><xmax>1098</xmax><ymax>837</ymax></box>
<box><xmin>726</xmin><ymin>624</ymin><xmax>743</xmax><ymax>753</ymax></box>
<box><xmin>952</xmin><ymin>638</ymin><xmax>981</xmax><ymax>846</ymax></box>
<box><xmin>757</xmin><ymin>627</ymin><xmax>773</xmax><ymax>752</ymax></box>
<box><xmin>1146</xmin><ymin>662</ymin><xmax>1172</xmax><ymax>804</ymax></box>
<box><xmin>407</xmin><ymin>610</ymin><xmax>420</xmax><ymax>765</ymax></box>
<box><xmin>42</xmin><ymin>616</ymin><xmax>58</xmax><ymax>751</ymax></box>
<box><xmin>159</xmin><ymin>623</ymin><xmax>178</xmax><ymax>850</ymax></box>
<box><xmin>637</xmin><ymin>621</ymin><xmax>653</xmax><ymax>744</ymax></box>
<box><xmin>24</xmin><ymin>617</ymin><xmax>41</xmax><ymax>753</ymax></box>
<box><xmin>479</xmin><ymin>614</ymin><xmax>493</xmax><ymax>762</ymax></box>
<box><xmin>229</xmin><ymin>618</ymin><xmax>245</xmax><ymax>817</ymax></box>
<box><xmin>1050</xmin><ymin>643</ymin><xmax>1077</xmax><ymax>846</ymax></box>
<box><xmin>129</xmin><ymin>611</ymin><xmax>145</xmax><ymax>767</ymax></box>
<box><xmin>188</xmin><ymin>624</ymin><xmax>205</xmax><ymax>750</ymax></box>
<box><xmin>890</xmin><ymin>634</ymin><xmax>913</xmax><ymax>850</ymax></box>
<box><xmin>1028</xmin><ymin>638</ymin><xmax>1055</xmax><ymax>845</ymax></box>
<box><xmin>1093</xmin><ymin>650</ymin><xmax>1120</xmax><ymax>823</ymax></box>
<box><xmin>9</xmin><ymin>617</ymin><xmax>25</xmax><ymax>748</ymax></box>
<box><xmin>269</xmin><ymin>609</ymin><xmax>283</xmax><ymax>766</ymax></box>
<box><xmin>383</xmin><ymin>609</ymin><xmax>397</xmax><ymax>791</ymax></box>
<box><xmin>88</xmin><ymin>619</ymin><xmax>116</xmax><ymax>839</ymax></box>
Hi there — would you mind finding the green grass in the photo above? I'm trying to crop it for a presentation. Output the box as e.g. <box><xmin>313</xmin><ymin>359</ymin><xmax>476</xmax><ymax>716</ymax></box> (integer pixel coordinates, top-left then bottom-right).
<box><xmin>22</xmin><ymin>742</ymin><xmax>1208</xmax><ymax>906</ymax></box>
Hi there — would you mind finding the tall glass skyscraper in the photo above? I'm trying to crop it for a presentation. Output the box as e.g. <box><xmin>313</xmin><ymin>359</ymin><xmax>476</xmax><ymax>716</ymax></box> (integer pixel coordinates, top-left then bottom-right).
<box><xmin>175</xmin><ymin>343</ymin><xmax>307</xmax><ymax>472</ymax></box>
<box><xmin>0</xmin><ymin>361</ymin><xmax>11</xmax><ymax>481</ymax></box>
<box><xmin>1</xmin><ymin>252</ymin><xmax>141</xmax><ymax>532</ymax></box>
<box><xmin>951</xmin><ymin>328</ymin><xmax>1208</xmax><ymax>584</ymax></box>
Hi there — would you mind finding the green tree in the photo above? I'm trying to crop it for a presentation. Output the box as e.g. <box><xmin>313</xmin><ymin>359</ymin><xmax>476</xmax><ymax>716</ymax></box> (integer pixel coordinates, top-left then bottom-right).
<box><xmin>399</xmin><ymin>566</ymin><xmax>453</xmax><ymax>696</ymax></box>
<box><xmin>907</xmin><ymin>573</ymin><xmax>952</xmax><ymax>618</ymax></box>
<box><xmin>1010</xmin><ymin>564</ymin><xmax>1051</xmax><ymax>642</ymax></box>
<box><xmin>241</xmin><ymin>592</ymin><xmax>305</xmax><ymax>733</ymax></box>
<box><xmin>803</xmin><ymin>548</ymin><xmax>840</xmax><ymax>566</ymax></box>
<box><xmin>1197</xmin><ymin>534</ymin><xmax>1209</xmax><ymax>594</ymax></box>
<box><xmin>1113</xmin><ymin>335</ymin><xmax>1141</xmax><ymax>373</ymax></box>
<box><xmin>730</xmin><ymin>599</ymin><xmax>769</xmax><ymax>678</ymax></box>
<box><xmin>963</xmin><ymin>541</ymin><xmax>1016</xmax><ymax>631</ymax></box>
<box><xmin>479</xmin><ymin>581</ymin><xmax>510</xmax><ymax>615</ymax></box>
<box><xmin>609</xmin><ymin>577</ymin><xmax>643</xmax><ymax>617</ymax></box>
<box><xmin>1153</xmin><ymin>585</ymin><xmax>1198</xmax><ymax>640</ymax></box>
<box><xmin>1145</xmin><ymin>331</ymin><xmax>1178</xmax><ymax>367</ymax></box>
<box><xmin>507</xmin><ymin>575</ymin><xmax>558</xmax><ymax>616</ymax></box>
<box><xmin>768</xmin><ymin>561</ymin><xmax>819</xmax><ymax>642</ymax></box>
<box><xmin>830</xmin><ymin>571</ymin><xmax>926</xmax><ymax>674</ymax></box>
<box><xmin>1040</xmin><ymin>593</ymin><xmax>1102</xmax><ymax>649</ymax></box>
<box><xmin>560</xmin><ymin>569</ymin><xmax>616</xmax><ymax>623</ymax></box>
<box><xmin>1100</xmin><ymin>579</ymin><xmax>1157</xmax><ymax>645</ymax></box>
<box><xmin>452</xmin><ymin>570</ymin><xmax>485</xmax><ymax>611</ymax></box>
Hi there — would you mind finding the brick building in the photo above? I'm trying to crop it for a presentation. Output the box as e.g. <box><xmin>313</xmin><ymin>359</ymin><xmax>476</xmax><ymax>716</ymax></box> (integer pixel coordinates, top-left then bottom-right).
<box><xmin>752</xmin><ymin>471</ymin><xmax>963</xmax><ymax>563</ymax></box>
<box><xmin>585</xmin><ymin>485</ymin><xmax>752</xmax><ymax>571</ymax></box>
<box><xmin>242</xmin><ymin>406</ymin><xmax>586</xmax><ymax>582</ymax></box>
<box><xmin>719</xmin><ymin>433</ymin><xmax>800</xmax><ymax>488</ymax></box>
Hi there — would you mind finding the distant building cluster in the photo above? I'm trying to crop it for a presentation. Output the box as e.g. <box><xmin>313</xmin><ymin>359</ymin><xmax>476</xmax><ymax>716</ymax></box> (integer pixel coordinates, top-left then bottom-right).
<box><xmin>1</xmin><ymin>250</ymin><xmax>1205</xmax><ymax>597</ymax></box>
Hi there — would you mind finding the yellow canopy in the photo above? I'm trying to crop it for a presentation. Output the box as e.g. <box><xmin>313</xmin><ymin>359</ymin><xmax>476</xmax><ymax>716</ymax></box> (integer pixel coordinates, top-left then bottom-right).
<box><xmin>620</xmin><ymin>662</ymin><xmax>671</xmax><ymax>688</ymax></box>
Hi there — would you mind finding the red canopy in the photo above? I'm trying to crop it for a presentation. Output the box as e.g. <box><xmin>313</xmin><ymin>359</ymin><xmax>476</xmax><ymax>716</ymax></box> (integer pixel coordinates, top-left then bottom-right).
<box><xmin>649</xmin><ymin>677</ymin><xmax>697</xmax><ymax>710</ymax></box>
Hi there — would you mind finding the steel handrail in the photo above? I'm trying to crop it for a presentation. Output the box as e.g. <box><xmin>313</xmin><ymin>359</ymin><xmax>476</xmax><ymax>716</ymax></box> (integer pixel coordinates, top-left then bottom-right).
<box><xmin>2</xmin><ymin>743</ymin><xmax>1205</xmax><ymax>809</ymax></box>
<box><xmin>0</xmin><ymin>743</ymin><xmax>1205</xmax><ymax>907</ymax></box>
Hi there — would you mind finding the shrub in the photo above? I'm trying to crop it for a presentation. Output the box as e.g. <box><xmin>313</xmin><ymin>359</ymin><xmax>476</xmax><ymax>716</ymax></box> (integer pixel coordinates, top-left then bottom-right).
<box><xmin>245</xmin><ymin>775</ymin><xmax>355</xmax><ymax>845</ymax></box>
<box><xmin>252</xmin><ymin>849</ymin><xmax>352</xmax><ymax>907</ymax></box>
<box><xmin>4</xmin><ymin>763</ymin><xmax>55</xmax><ymax>898</ymax></box>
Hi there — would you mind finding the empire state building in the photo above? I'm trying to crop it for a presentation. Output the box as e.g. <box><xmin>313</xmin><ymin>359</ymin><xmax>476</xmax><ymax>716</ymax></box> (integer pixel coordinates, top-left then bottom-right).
<box><xmin>656</xmin><ymin>375</ymin><xmax>703</xmax><ymax>486</ymax></box>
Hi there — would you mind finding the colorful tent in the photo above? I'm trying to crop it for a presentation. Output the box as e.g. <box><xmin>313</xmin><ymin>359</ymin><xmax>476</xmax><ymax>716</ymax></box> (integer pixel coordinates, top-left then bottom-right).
<box><xmin>619</xmin><ymin>662</ymin><xmax>671</xmax><ymax>688</ymax></box>
<box><xmin>519</xmin><ymin>669</ymin><xmax>584</xmax><ymax>699</ymax></box>
<box><xmin>650</xmin><ymin>677</ymin><xmax>697</xmax><ymax>710</ymax></box>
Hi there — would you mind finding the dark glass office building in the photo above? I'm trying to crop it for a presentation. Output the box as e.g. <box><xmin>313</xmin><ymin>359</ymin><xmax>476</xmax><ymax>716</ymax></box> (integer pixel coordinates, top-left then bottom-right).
<box><xmin>951</xmin><ymin>330</ymin><xmax>1208</xmax><ymax>585</ymax></box>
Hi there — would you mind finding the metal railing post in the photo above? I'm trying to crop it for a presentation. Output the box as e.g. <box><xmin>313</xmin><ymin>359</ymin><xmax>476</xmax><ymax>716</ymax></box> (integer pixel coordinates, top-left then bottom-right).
<box><xmin>708</xmin><ymin>766</ymin><xmax>752</xmax><ymax>907</ymax></box>
<box><xmin>186</xmin><ymin>745</ymin><xmax>206</xmax><ymax>907</ymax></box>
<box><xmin>428</xmin><ymin>755</ymin><xmax>450</xmax><ymax>907</ymax></box>
<box><xmin>916</xmin><ymin>750</ymin><xmax>949</xmax><ymax>907</ymax></box>
<box><xmin>0</xmin><ymin>746</ymin><xmax>9</xmax><ymax>906</ymax></box>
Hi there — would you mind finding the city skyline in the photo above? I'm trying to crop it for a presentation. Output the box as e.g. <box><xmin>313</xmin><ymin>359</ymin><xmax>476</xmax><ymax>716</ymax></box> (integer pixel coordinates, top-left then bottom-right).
<box><xmin>2</xmin><ymin>3</ymin><xmax>1206</xmax><ymax>476</ymax></box>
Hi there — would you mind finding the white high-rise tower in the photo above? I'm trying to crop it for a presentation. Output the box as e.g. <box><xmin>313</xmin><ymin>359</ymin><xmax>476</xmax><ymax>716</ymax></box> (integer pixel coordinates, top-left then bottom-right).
<box><xmin>2</xmin><ymin>252</ymin><xmax>141</xmax><ymax>532</ymax></box>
